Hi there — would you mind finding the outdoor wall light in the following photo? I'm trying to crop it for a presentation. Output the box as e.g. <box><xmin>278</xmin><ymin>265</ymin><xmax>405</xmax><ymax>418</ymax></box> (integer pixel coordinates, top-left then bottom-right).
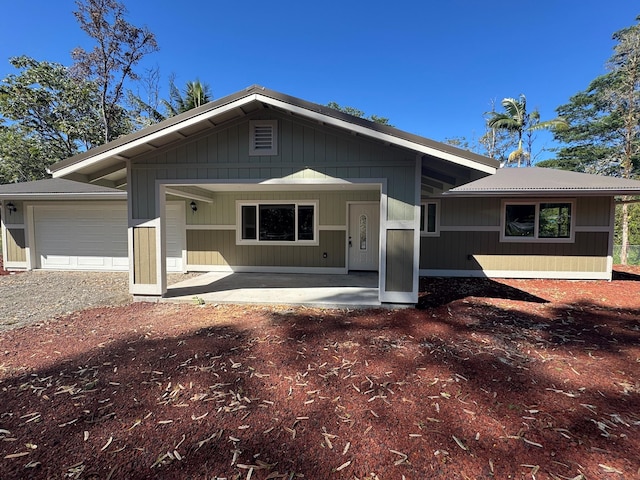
<box><xmin>190</xmin><ymin>201</ymin><xmax>197</xmax><ymax>213</ymax></box>
<box><xmin>6</xmin><ymin>202</ymin><xmax>16</xmax><ymax>215</ymax></box>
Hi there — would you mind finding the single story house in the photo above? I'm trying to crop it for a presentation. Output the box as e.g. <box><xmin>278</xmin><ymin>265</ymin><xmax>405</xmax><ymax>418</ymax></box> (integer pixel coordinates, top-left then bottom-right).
<box><xmin>2</xmin><ymin>85</ymin><xmax>640</xmax><ymax>305</ymax></box>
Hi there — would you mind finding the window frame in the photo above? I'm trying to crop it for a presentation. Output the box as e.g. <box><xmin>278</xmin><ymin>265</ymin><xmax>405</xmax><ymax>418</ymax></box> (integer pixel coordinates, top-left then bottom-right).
<box><xmin>236</xmin><ymin>200</ymin><xmax>319</xmax><ymax>246</ymax></box>
<box><xmin>500</xmin><ymin>199</ymin><xmax>576</xmax><ymax>243</ymax></box>
<box><xmin>420</xmin><ymin>200</ymin><xmax>440</xmax><ymax>236</ymax></box>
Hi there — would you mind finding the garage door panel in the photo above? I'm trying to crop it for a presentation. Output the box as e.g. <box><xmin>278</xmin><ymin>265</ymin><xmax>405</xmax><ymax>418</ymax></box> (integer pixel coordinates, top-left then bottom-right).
<box><xmin>33</xmin><ymin>202</ymin><xmax>183</xmax><ymax>272</ymax></box>
<box><xmin>34</xmin><ymin>204</ymin><xmax>128</xmax><ymax>271</ymax></box>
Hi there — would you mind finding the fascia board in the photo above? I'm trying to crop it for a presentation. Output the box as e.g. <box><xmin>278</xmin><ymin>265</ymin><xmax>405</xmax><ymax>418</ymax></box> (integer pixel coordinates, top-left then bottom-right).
<box><xmin>0</xmin><ymin>193</ymin><xmax>127</xmax><ymax>200</ymax></box>
<box><xmin>254</xmin><ymin>94</ymin><xmax>497</xmax><ymax>175</ymax></box>
<box><xmin>53</xmin><ymin>91</ymin><xmax>496</xmax><ymax>178</ymax></box>
<box><xmin>443</xmin><ymin>190</ymin><xmax>640</xmax><ymax>197</ymax></box>
<box><xmin>52</xmin><ymin>94</ymin><xmax>264</xmax><ymax>178</ymax></box>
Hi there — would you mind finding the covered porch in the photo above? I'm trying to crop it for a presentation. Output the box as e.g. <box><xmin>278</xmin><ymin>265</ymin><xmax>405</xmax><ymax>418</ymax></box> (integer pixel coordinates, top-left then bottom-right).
<box><xmin>162</xmin><ymin>271</ymin><xmax>380</xmax><ymax>308</ymax></box>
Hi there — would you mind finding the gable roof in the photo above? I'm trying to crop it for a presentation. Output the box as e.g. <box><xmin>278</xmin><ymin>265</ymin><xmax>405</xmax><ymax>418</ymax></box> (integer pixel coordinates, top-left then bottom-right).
<box><xmin>446</xmin><ymin>167</ymin><xmax>640</xmax><ymax>196</ymax></box>
<box><xmin>0</xmin><ymin>178</ymin><xmax>126</xmax><ymax>200</ymax></box>
<box><xmin>49</xmin><ymin>85</ymin><xmax>499</xmax><ymax>182</ymax></box>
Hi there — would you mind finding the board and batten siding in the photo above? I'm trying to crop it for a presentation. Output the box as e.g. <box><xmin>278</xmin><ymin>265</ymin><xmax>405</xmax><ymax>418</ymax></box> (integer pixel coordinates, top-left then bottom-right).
<box><xmin>420</xmin><ymin>196</ymin><xmax>613</xmax><ymax>277</ymax></box>
<box><xmin>129</xmin><ymin>111</ymin><xmax>416</xmax><ymax>222</ymax></box>
<box><xmin>386</xmin><ymin>230</ymin><xmax>414</xmax><ymax>292</ymax></box>
<box><xmin>6</xmin><ymin>228</ymin><xmax>27</xmax><ymax>263</ymax></box>
<box><xmin>133</xmin><ymin>227</ymin><xmax>157</xmax><ymax>284</ymax></box>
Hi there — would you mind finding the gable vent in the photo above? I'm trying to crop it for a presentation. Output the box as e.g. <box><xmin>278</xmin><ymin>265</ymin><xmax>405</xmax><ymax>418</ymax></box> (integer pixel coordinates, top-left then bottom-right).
<box><xmin>249</xmin><ymin>120</ymin><xmax>278</xmax><ymax>156</ymax></box>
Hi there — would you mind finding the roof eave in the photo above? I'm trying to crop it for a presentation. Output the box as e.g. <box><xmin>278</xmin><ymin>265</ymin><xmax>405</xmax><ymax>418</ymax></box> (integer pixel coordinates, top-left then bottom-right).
<box><xmin>50</xmin><ymin>87</ymin><xmax>499</xmax><ymax>178</ymax></box>
<box><xmin>0</xmin><ymin>192</ymin><xmax>127</xmax><ymax>200</ymax></box>
<box><xmin>444</xmin><ymin>189</ymin><xmax>640</xmax><ymax>197</ymax></box>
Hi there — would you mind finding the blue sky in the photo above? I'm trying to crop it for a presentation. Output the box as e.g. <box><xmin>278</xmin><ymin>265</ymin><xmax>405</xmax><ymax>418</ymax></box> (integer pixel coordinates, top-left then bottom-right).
<box><xmin>0</xmin><ymin>1</ymin><xmax>637</xmax><ymax>161</ymax></box>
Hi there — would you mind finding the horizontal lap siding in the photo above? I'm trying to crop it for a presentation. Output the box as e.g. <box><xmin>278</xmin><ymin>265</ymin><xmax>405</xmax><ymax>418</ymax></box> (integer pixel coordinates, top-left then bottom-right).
<box><xmin>187</xmin><ymin>190</ymin><xmax>379</xmax><ymax>227</ymax></box>
<box><xmin>6</xmin><ymin>228</ymin><xmax>26</xmax><ymax>262</ymax></box>
<box><xmin>187</xmin><ymin>230</ymin><xmax>345</xmax><ymax>268</ymax></box>
<box><xmin>421</xmin><ymin>231</ymin><xmax>609</xmax><ymax>272</ymax></box>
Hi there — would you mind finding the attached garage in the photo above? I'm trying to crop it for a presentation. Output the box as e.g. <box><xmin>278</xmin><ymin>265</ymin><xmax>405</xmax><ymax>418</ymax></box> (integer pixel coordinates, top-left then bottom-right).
<box><xmin>0</xmin><ymin>179</ymin><xmax>186</xmax><ymax>274</ymax></box>
<box><xmin>32</xmin><ymin>202</ymin><xmax>184</xmax><ymax>272</ymax></box>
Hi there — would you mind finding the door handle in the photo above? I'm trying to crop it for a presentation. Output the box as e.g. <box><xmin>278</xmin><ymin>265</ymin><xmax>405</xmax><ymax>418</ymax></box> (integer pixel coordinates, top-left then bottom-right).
<box><xmin>348</xmin><ymin>236</ymin><xmax>352</xmax><ymax>247</ymax></box>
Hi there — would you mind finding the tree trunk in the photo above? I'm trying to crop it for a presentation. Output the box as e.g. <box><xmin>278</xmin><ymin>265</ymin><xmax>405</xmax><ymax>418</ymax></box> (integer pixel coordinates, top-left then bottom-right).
<box><xmin>621</xmin><ymin>201</ymin><xmax>630</xmax><ymax>265</ymax></box>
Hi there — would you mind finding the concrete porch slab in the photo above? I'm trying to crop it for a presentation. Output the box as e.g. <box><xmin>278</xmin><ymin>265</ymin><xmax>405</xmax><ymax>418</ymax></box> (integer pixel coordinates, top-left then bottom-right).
<box><xmin>162</xmin><ymin>272</ymin><xmax>380</xmax><ymax>308</ymax></box>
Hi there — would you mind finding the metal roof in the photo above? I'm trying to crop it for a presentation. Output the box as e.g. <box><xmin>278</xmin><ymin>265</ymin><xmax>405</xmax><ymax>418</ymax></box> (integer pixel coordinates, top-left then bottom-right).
<box><xmin>49</xmin><ymin>85</ymin><xmax>499</xmax><ymax>182</ymax></box>
<box><xmin>0</xmin><ymin>178</ymin><xmax>126</xmax><ymax>199</ymax></box>
<box><xmin>446</xmin><ymin>167</ymin><xmax>640</xmax><ymax>196</ymax></box>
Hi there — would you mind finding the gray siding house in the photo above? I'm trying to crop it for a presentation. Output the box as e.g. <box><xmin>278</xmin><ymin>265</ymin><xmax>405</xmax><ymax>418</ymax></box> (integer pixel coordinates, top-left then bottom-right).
<box><xmin>2</xmin><ymin>86</ymin><xmax>640</xmax><ymax>305</ymax></box>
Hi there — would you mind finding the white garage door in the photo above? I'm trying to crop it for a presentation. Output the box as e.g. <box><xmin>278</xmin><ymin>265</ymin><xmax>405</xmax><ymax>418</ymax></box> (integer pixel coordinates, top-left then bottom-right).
<box><xmin>33</xmin><ymin>203</ymin><xmax>184</xmax><ymax>272</ymax></box>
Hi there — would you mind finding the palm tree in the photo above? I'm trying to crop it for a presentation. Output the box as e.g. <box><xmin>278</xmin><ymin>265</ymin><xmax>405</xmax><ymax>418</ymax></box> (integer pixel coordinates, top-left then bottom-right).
<box><xmin>487</xmin><ymin>95</ymin><xmax>568</xmax><ymax>167</ymax></box>
<box><xmin>164</xmin><ymin>78</ymin><xmax>212</xmax><ymax>116</ymax></box>
<box><xmin>129</xmin><ymin>77</ymin><xmax>212</xmax><ymax>127</ymax></box>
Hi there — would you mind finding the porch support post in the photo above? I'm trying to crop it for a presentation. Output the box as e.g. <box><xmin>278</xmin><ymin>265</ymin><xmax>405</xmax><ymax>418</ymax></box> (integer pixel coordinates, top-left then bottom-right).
<box><xmin>128</xmin><ymin>172</ymin><xmax>167</xmax><ymax>298</ymax></box>
<box><xmin>378</xmin><ymin>155</ymin><xmax>421</xmax><ymax>304</ymax></box>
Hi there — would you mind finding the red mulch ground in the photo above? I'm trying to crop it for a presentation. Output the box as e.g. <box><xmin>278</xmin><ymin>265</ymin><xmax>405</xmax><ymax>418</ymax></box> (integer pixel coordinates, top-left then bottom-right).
<box><xmin>1</xmin><ymin>270</ymin><xmax>639</xmax><ymax>479</ymax></box>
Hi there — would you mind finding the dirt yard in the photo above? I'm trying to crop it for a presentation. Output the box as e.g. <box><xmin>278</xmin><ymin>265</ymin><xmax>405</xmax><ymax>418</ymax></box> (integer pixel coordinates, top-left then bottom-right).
<box><xmin>0</xmin><ymin>268</ymin><xmax>639</xmax><ymax>479</ymax></box>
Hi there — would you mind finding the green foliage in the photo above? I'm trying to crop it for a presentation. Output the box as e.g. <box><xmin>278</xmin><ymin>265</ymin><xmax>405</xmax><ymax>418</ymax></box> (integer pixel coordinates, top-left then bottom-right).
<box><xmin>0</xmin><ymin>56</ymin><xmax>106</xmax><ymax>183</ymax></box>
<box><xmin>129</xmin><ymin>76</ymin><xmax>213</xmax><ymax>126</ymax></box>
<box><xmin>487</xmin><ymin>95</ymin><xmax>568</xmax><ymax>167</ymax></box>
<box><xmin>71</xmin><ymin>0</ymin><xmax>158</xmax><ymax>142</ymax></box>
<box><xmin>326</xmin><ymin>102</ymin><xmax>392</xmax><ymax>126</ymax></box>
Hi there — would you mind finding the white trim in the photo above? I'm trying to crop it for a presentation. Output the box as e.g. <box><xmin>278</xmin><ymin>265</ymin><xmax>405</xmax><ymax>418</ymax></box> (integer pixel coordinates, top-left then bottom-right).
<box><xmin>185</xmin><ymin>265</ymin><xmax>348</xmax><ymax>275</ymax></box>
<box><xmin>380</xmin><ymin>291</ymin><xmax>418</xmax><ymax>304</ymax></box>
<box><xmin>433</xmin><ymin>225</ymin><xmax>609</xmax><ymax>233</ymax></box>
<box><xmin>420</xmin><ymin>199</ymin><xmax>440</xmax><ymax>236</ymax></box>
<box><xmin>2</xmin><ymin>223</ymin><xmax>25</xmax><ymax>229</ymax></box>
<box><xmin>500</xmin><ymin>198</ymin><xmax>576</xmax><ymax>243</ymax></box>
<box><xmin>130</xmin><ymin>218</ymin><xmax>158</xmax><ymax>228</ymax></box>
<box><xmin>235</xmin><ymin>200</ymin><xmax>319</xmax><ymax>246</ymax></box>
<box><xmin>249</xmin><ymin>119</ymin><xmax>278</xmax><ymax>156</ymax></box>
<box><xmin>606</xmin><ymin>197</ymin><xmax>615</xmax><ymax>280</ymax></box>
<box><xmin>347</xmin><ymin>201</ymin><xmax>381</xmax><ymax>271</ymax></box>
<box><xmin>53</xmin><ymin>96</ymin><xmax>257</xmax><ymax>178</ymax></box>
<box><xmin>254</xmin><ymin>94</ymin><xmax>497</xmax><ymax>175</ymax></box>
<box><xmin>378</xmin><ymin>181</ymin><xmax>388</xmax><ymax>301</ymax></box>
<box><xmin>165</xmin><ymin>187</ymin><xmax>214</xmax><ymax>203</ymax></box>
<box><xmin>0</xmin><ymin>193</ymin><xmax>126</xmax><ymax>201</ymax></box>
<box><xmin>439</xmin><ymin>225</ymin><xmax>500</xmax><ymax>232</ymax></box>
<box><xmin>186</xmin><ymin>224</ymin><xmax>236</xmax><ymax>230</ymax></box>
<box><xmin>319</xmin><ymin>225</ymin><xmax>347</xmax><ymax>231</ymax></box>
<box><xmin>25</xmin><ymin>205</ymin><xmax>34</xmax><ymax>270</ymax></box>
<box><xmin>412</xmin><ymin>155</ymin><xmax>421</xmax><ymax>301</ymax></box>
<box><xmin>420</xmin><ymin>269</ymin><xmax>611</xmax><ymax>280</ymax></box>
<box><xmin>53</xmin><ymin>92</ymin><xmax>497</xmax><ymax>179</ymax></box>
<box><xmin>157</xmin><ymin>186</ymin><xmax>167</xmax><ymax>294</ymax></box>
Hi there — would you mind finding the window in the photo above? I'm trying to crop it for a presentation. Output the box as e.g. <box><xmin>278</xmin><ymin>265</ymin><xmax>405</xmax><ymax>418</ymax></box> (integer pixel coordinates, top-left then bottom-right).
<box><xmin>420</xmin><ymin>201</ymin><xmax>440</xmax><ymax>236</ymax></box>
<box><xmin>237</xmin><ymin>201</ymin><xmax>317</xmax><ymax>244</ymax></box>
<box><xmin>501</xmin><ymin>200</ymin><xmax>574</xmax><ymax>242</ymax></box>
<box><xmin>249</xmin><ymin>120</ymin><xmax>278</xmax><ymax>156</ymax></box>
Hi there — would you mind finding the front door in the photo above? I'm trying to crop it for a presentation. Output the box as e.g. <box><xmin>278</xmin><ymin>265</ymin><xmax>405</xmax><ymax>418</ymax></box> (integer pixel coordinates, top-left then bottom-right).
<box><xmin>348</xmin><ymin>202</ymin><xmax>380</xmax><ymax>271</ymax></box>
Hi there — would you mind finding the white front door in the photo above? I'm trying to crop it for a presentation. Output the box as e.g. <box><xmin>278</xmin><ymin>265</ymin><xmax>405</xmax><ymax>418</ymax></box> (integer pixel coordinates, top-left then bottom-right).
<box><xmin>348</xmin><ymin>202</ymin><xmax>380</xmax><ymax>271</ymax></box>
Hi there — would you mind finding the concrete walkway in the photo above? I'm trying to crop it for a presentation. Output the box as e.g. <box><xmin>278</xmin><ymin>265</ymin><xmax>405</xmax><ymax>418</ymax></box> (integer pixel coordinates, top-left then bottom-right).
<box><xmin>163</xmin><ymin>271</ymin><xmax>380</xmax><ymax>308</ymax></box>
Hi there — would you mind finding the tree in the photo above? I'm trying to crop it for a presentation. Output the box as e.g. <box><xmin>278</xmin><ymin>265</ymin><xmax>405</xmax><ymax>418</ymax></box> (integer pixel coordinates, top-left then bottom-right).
<box><xmin>0</xmin><ymin>56</ymin><xmax>105</xmax><ymax>182</ymax></box>
<box><xmin>163</xmin><ymin>76</ymin><xmax>212</xmax><ymax>116</ymax></box>
<box><xmin>71</xmin><ymin>0</ymin><xmax>159</xmax><ymax>143</ymax></box>
<box><xmin>552</xmin><ymin>17</ymin><xmax>640</xmax><ymax>264</ymax></box>
<box><xmin>326</xmin><ymin>102</ymin><xmax>392</xmax><ymax>126</ymax></box>
<box><xmin>487</xmin><ymin>95</ymin><xmax>567</xmax><ymax>167</ymax></box>
<box><xmin>129</xmin><ymin>75</ymin><xmax>213</xmax><ymax>124</ymax></box>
